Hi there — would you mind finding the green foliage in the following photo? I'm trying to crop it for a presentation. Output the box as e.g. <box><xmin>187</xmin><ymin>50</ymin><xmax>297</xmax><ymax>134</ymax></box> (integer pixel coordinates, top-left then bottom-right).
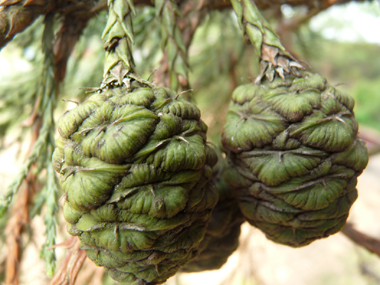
<box><xmin>189</xmin><ymin>11</ymin><xmax>258</xmax><ymax>145</ymax></box>
<box><xmin>0</xmin><ymin>13</ymin><xmax>60</xmax><ymax>278</ymax></box>
<box><xmin>0</xmin><ymin>19</ymin><xmax>44</xmax><ymax>148</ymax></box>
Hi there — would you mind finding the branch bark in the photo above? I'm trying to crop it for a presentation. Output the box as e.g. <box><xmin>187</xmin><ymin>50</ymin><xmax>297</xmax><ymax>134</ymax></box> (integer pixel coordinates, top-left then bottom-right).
<box><xmin>342</xmin><ymin>223</ymin><xmax>380</xmax><ymax>258</ymax></box>
<box><xmin>0</xmin><ymin>0</ymin><xmax>58</xmax><ymax>49</ymax></box>
<box><xmin>0</xmin><ymin>0</ymin><xmax>370</xmax><ymax>50</ymax></box>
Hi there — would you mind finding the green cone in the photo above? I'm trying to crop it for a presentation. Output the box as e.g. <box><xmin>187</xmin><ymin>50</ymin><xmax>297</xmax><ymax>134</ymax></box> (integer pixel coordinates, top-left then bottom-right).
<box><xmin>53</xmin><ymin>84</ymin><xmax>218</xmax><ymax>284</ymax></box>
<box><xmin>221</xmin><ymin>0</ymin><xmax>369</xmax><ymax>248</ymax></box>
<box><xmin>222</xmin><ymin>72</ymin><xmax>368</xmax><ymax>247</ymax></box>
<box><xmin>182</xmin><ymin>158</ymin><xmax>244</xmax><ymax>272</ymax></box>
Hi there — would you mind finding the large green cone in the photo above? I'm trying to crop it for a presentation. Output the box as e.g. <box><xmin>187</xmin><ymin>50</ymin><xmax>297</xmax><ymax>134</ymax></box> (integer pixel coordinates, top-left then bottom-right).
<box><xmin>222</xmin><ymin>71</ymin><xmax>368</xmax><ymax>247</ymax></box>
<box><xmin>53</xmin><ymin>83</ymin><xmax>218</xmax><ymax>284</ymax></box>
<box><xmin>181</xmin><ymin>158</ymin><xmax>244</xmax><ymax>272</ymax></box>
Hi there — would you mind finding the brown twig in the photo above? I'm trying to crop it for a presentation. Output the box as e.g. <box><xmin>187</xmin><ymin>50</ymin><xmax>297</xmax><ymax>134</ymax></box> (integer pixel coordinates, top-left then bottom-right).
<box><xmin>0</xmin><ymin>0</ymin><xmax>57</xmax><ymax>49</ymax></box>
<box><xmin>358</xmin><ymin>127</ymin><xmax>380</xmax><ymax>157</ymax></box>
<box><xmin>219</xmin><ymin>225</ymin><xmax>263</xmax><ymax>285</ymax></box>
<box><xmin>53</xmin><ymin>0</ymin><xmax>107</xmax><ymax>83</ymax></box>
<box><xmin>5</xmin><ymin>116</ymin><xmax>42</xmax><ymax>285</ymax></box>
<box><xmin>178</xmin><ymin>0</ymin><xmax>209</xmax><ymax>49</ymax></box>
<box><xmin>74</xmin><ymin>259</ymin><xmax>105</xmax><ymax>285</ymax></box>
<box><xmin>342</xmin><ymin>223</ymin><xmax>380</xmax><ymax>258</ymax></box>
<box><xmin>0</xmin><ymin>0</ymin><xmax>370</xmax><ymax>50</ymax></box>
<box><xmin>50</xmin><ymin>237</ymin><xmax>87</xmax><ymax>285</ymax></box>
<box><xmin>54</xmin><ymin>17</ymin><xmax>89</xmax><ymax>83</ymax></box>
<box><xmin>48</xmin><ymin>236</ymin><xmax>78</xmax><ymax>251</ymax></box>
<box><xmin>0</xmin><ymin>0</ymin><xmax>103</xmax><ymax>50</ymax></box>
<box><xmin>228</xmin><ymin>51</ymin><xmax>239</xmax><ymax>92</ymax></box>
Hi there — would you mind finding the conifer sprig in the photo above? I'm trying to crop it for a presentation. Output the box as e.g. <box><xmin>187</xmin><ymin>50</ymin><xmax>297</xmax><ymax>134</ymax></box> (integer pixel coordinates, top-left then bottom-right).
<box><xmin>0</xmin><ymin>12</ymin><xmax>60</xmax><ymax>281</ymax></box>
<box><xmin>102</xmin><ymin>0</ymin><xmax>137</xmax><ymax>86</ymax></box>
<box><xmin>231</xmin><ymin>0</ymin><xmax>304</xmax><ymax>82</ymax></box>
<box><xmin>0</xmin><ymin>13</ymin><xmax>58</xmax><ymax>218</ymax></box>
<box><xmin>155</xmin><ymin>0</ymin><xmax>189</xmax><ymax>91</ymax></box>
<box><xmin>41</xmin><ymin>147</ymin><xmax>58</xmax><ymax>277</ymax></box>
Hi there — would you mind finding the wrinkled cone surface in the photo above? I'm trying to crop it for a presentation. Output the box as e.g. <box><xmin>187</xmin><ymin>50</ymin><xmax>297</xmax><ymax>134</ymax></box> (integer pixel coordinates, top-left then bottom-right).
<box><xmin>53</xmin><ymin>85</ymin><xmax>218</xmax><ymax>284</ymax></box>
<box><xmin>222</xmin><ymin>72</ymin><xmax>368</xmax><ymax>247</ymax></box>
<box><xmin>182</xmin><ymin>159</ymin><xmax>244</xmax><ymax>272</ymax></box>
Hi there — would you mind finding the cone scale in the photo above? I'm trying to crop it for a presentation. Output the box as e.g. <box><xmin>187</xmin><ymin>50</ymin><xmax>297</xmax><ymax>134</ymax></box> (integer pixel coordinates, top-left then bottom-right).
<box><xmin>182</xmin><ymin>158</ymin><xmax>244</xmax><ymax>272</ymax></box>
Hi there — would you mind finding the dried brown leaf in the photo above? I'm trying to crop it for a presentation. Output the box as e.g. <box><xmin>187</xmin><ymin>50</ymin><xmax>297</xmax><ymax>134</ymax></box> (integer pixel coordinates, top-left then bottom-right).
<box><xmin>50</xmin><ymin>238</ymin><xmax>87</xmax><ymax>285</ymax></box>
<box><xmin>261</xmin><ymin>45</ymin><xmax>278</xmax><ymax>66</ymax></box>
<box><xmin>275</xmin><ymin>67</ymin><xmax>285</xmax><ymax>80</ymax></box>
<box><xmin>277</xmin><ymin>56</ymin><xmax>290</xmax><ymax>73</ymax></box>
<box><xmin>5</xmin><ymin>116</ymin><xmax>41</xmax><ymax>285</ymax></box>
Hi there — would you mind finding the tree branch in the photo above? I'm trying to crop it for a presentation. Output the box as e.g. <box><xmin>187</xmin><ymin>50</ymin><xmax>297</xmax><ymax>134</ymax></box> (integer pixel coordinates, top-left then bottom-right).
<box><xmin>342</xmin><ymin>223</ymin><xmax>380</xmax><ymax>258</ymax></box>
<box><xmin>1</xmin><ymin>0</ymin><xmax>371</xmax><ymax>50</ymax></box>
<box><xmin>0</xmin><ymin>0</ymin><xmax>57</xmax><ymax>49</ymax></box>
